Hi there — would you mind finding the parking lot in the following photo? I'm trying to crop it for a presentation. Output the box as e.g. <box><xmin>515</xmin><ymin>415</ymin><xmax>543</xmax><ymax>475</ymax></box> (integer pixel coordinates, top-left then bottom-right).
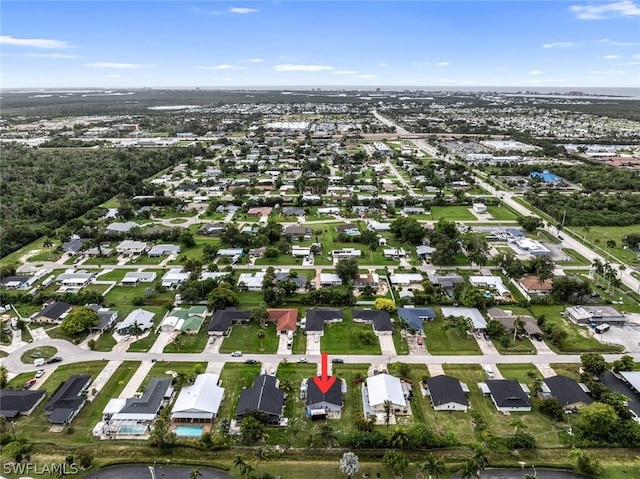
<box><xmin>599</xmin><ymin>323</ymin><xmax>640</xmax><ymax>353</ymax></box>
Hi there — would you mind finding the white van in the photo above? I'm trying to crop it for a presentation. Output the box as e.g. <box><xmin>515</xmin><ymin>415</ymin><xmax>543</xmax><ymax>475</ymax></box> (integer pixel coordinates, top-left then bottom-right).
<box><xmin>483</xmin><ymin>365</ymin><xmax>495</xmax><ymax>378</ymax></box>
<box><xmin>33</xmin><ymin>358</ymin><xmax>46</xmax><ymax>367</ymax></box>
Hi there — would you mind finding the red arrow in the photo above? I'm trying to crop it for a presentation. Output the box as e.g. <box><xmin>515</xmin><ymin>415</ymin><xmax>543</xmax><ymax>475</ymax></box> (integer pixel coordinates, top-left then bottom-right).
<box><xmin>313</xmin><ymin>352</ymin><xmax>336</xmax><ymax>394</ymax></box>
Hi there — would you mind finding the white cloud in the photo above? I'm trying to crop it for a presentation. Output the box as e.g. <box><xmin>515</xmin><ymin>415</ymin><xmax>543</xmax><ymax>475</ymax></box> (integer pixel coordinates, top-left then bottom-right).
<box><xmin>529</xmin><ymin>70</ymin><xmax>544</xmax><ymax>75</ymax></box>
<box><xmin>196</xmin><ymin>64</ymin><xmax>245</xmax><ymax>70</ymax></box>
<box><xmin>274</xmin><ymin>64</ymin><xmax>334</xmax><ymax>72</ymax></box>
<box><xmin>106</xmin><ymin>74</ymin><xmax>122</xmax><ymax>78</ymax></box>
<box><xmin>603</xmin><ymin>54</ymin><xmax>620</xmax><ymax>59</ymax></box>
<box><xmin>435</xmin><ymin>62</ymin><xmax>451</xmax><ymax>66</ymax></box>
<box><xmin>587</xmin><ymin>69</ymin><xmax>625</xmax><ymax>74</ymax></box>
<box><xmin>597</xmin><ymin>38</ymin><xmax>639</xmax><ymax>45</ymax></box>
<box><xmin>240</xmin><ymin>58</ymin><xmax>264</xmax><ymax>63</ymax></box>
<box><xmin>570</xmin><ymin>0</ymin><xmax>640</xmax><ymax>20</ymax></box>
<box><xmin>377</xmin><ymin>62</ymin><xmax>389</xmax><ymax>67</ymax></box>
<box><xmin>230</xmin><ymin>7</ymin><xmax>258</xmax><ymax>14</ymax></box>
<box><xmin>26</xmin><ymin>53</ymin><xmax>78</xmax><ymax>59</ymax></box>
<box><xmin>0</xmin><ymin>35</ymin><xmax>70</xmax><ymax>49</ymax></box>
<box><xmin>330</xmin><ymin>70</ymin><xmax>358</xmax><ymax>75</ymax></box>
<box><xmin>85</xmin><ymin>62</ymin><xmax>151</xmax><ymax>69</ymax></box>
<box><xmin>357</xmin><ymin>74</ymin><xmax>376</xmax><ymax>78</ymax></box>
<box><xmin>543</xmin><ymin>42</ymin><xmax>576</xmax><ymax>48</ymax></box>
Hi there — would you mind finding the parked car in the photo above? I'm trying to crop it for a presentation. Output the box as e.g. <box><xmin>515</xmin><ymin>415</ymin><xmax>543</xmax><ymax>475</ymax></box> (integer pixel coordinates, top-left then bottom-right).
<box><xmin>23</xmin><ymin>379</ymin><xmax>37</xmax><ymax>390</ymax></box>
<box><xmin>34</xmin><ymin>370</ymin><xmax>45</xmax><ymax>378</ymax></box>
<box><xmin>245</xmin><ymin>359</ymin><xmax>258</xmax><ymax>364</ymax></box>
<box><xmin>231</xmin><ymin>351</ymin><xmax>243</xmax><ymax>357</ymax></box>
<box><xmin>46</xmin><ymin>356</ymin><xmax>62</xmax><ymax>364</ymax></box>
<box><xmin>416</xmin><ymin>336</ymin><xmax>423</xmax><ymax>345</ymax></box>
<box><xmin>297</xmin><ymin>357</ymin><xmax>308</xmax><ymax>363</ymax></box>
<box><xmin>209</xmin><ymin>336</ymin><xmax>215</xmax><ymax>344</ymax></box>
<box><xmin>331</xmin><ymin>358</ymin><xmax>344</xmax><ymax>364</ymax></box>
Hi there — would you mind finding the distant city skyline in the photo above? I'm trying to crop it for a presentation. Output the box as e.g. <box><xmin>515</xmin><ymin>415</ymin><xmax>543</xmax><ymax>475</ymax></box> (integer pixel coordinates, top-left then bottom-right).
<box><xmin>1</xmin><ymin>1</ymin><xmax>639</xmax><ymax>89</ymax></box>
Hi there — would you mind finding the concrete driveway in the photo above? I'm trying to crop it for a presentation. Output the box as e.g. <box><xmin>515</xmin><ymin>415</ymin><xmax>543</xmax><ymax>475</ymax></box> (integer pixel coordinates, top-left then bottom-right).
<box><xmin>307</xmin><ymin>334</ymin><xmax>321</xmax><ymax>355</ymax></box>
<box><xmin>378</xmin><ymin>334</ymin><xmax>397</xmax><ymax>356</ymax></box>
<box><xmin>277</xmin><ymin>333</ymin><xmax>291</xmax><ymax>355</ymax></box>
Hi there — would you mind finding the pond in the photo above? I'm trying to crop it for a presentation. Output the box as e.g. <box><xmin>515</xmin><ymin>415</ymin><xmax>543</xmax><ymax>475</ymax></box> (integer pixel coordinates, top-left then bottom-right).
<box><xmin>84</xmin><ymin>464</ymin><xmax>232</xmax><ymax>479</ymax></box>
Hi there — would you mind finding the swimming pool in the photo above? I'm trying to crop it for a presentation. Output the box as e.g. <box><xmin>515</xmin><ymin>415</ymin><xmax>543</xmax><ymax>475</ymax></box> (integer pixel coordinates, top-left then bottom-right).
<box><xmin>173</xmin><ymin>425</ymin><xmax>204</xmax><ymax>437</ymax></box>
<box><xmin>117</xmin><ymin>423</ymin><xmax>148</xmax><ymax>435</ymax></box>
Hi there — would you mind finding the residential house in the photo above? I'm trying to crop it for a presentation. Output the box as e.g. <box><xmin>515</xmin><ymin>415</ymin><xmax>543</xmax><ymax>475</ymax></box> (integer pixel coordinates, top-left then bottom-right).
<box><xmin>440</xmin><ymin>307</ymin><xmax>487</xmax><ymax>332</ymax></box>
<box><xmin>397</xmin><ymin>307</ymin><xmax>436</xmax><ymax>332</ymax></box>
<box><xmin>335</xmin><ymin>223</ymin><xmax>361</xmax><ymax>236</ymax></box>
<box><xmin>147</xmin><ymin>244</ymin><xmax>181</xmax><ymax>257</ymax></box>
<box><xmin>305</xmin><ymin>309</ymin><xmax>343</xmax><ymax>335</ymax></box>
<box><xmin>365</xmin><ymin>374</ymin><xmax>408</xmax><ymax>414</ymax></box>
<box><xmin>518</xmin><ymin>276</ymin><xmax>553</xmax><ymax>296</ymax></box>
<box><xmin>247</xmin><ymin>206</ymin><xmax>273</xmax><ymax>217</ymax></box>
<box><xmin>416</xmin><ymin>245</ymin><xmax>436</xmax><ymax>260</ymax></box>
<box><xmin>34</xmin><ymin>301</ymin><xmax>72</xmax><ymax>324</ymax></box>
<box><xmin>45</xmin><ymin>375</ymin><xmax>92</xmax><ymax>424</ymax></box>
<box><xmin>281</xmin><ymin>207</ymin><xmax>305</xmax><ymax>217</ymax></box>
<box><xmin>426</xmin><ymin>375</ymin><xmax>469</xmax><ymax>412</ymax></box>
<box><xmin>275</xmin><ymin>272</ymin><xmax>308</xmax><ymax>291</ymax></box>
<box><xmin>291</xmin><ymin>246</ymin><xmax>312</xmax><ymax>258</ymax></box>
<box><xmin>171</xmin><ymin>373</ymin><xmax>225</xmax><ymax>422</ymax></box>
<box><xmin>305</xmin><ymin>377</ymin><xmax>344</xmax><ymax>416</ymax></box>
<box><xmin>61</xmin><ymin>238</ymin><xmax>87</xmax><ymax>255</ymax></box>
<box><xmin>354</xmin><ymin>273</ymin><xmax>379</xmax><ymax>290</ymax></box>
<box><xmin>268</xmin><ymin>309</ymin><xmax>298</xmax><ymax>334</ymax></box>
<box><xmin>481</xmin><ymin>379</ymin><xmax>532</xmax><ymax>412</ymax></box>
<box><xmin>284</xmin><ymin>225</ymin><xmax>312</xmax><ymax>241</ymax></box>
<box><xmin>237</xmin><ymin>272</ymin><xmax>266</xmax><ymax>292</ymax></box>
<box><xmin>87</xmin><ymin>304</ymin><xmax>118</xmax><ymax>334</ymax></box>
<box><xmin>161</xmin><ymin>269</ymin><xmax>190</xmax><ymax>289</ymax></box>
<box><xmin>121</xmin><ymin>272</ymin><xmax>157</xmax><ymax>287</ymax></box>
<box><xmin>383</xmin><ymin>248</ymin><xmax>407</xmax><ymax>259</ymax></box>
<box><xmin>116</xmin><ymin>309</ymin><xmax>155</xmax><ymax>335</ymax></box>
<box><xmin>102</xmin><ymin>378</ymin><xmax>172</xmax><ymax>437</ymax></box>
<box><xmin>217</xmin><ymin>248</ymin><xmax>244</xmax><ymax>259</ymax></box>
<box><xmin>472</xmin><ymin>203</ymin><xmax>488</xmax><ymax>214</ymax></box>
<box><xmin>116</xmin><ymin>240</ymin><xmax>148</xmax><ymax>256</ymax></box>
<box><xmin>236</xmin><ymin>375</ymin><xmax>285</xmax><ymax>425</ymax></box>
<box><xmin>352</xmin><ymin>309</ymin><xmax>393</xmax><ymax>335</ymax></box>
<box><xmin>469</xmin><ymin>276</ymin><xmax>512</xmax><ymax>300</ymax></box>
<box><xmin>565</xmin><ymin>305</ymin><xmax>625</xmax><ymax>326</ymax></box>
<box><xmin>332</xmin><ymin>248</ymin><xmax>362</xmax><ymax>259</ymax></box>
<box><xmin>0</xmin><ymin>390</ymin><xmax>46</xmax><ymax>419</ymax></box>
<box><xmin>56</xmin><ymin>270</ymin><xmax>94</xmax><ymax>289</ymax></box>
<box><xmin>389</xmin><ymin>273</ymin><xmax>424</xmax><ymax>287</ymax></box>
<box><xmin>539</xmin><ymin>375</ymin><xmax>592</xmax><ymax>412</ymax></box>
<box><xmin>158</xmin><ymin>306</ymin><xmax>208</xmax><ymax>334</ymax></box>
<box><xmin>428</xmin><ymin>272</ymin><xmax>464</xmax><ymax>296</ymax></box>
<box><xmin>199</xmin><ymin>223</ymin><xmax>225</xmax><ymax>236</ymax></box>
<box><xmin>486</xmin><ymin>308</ymin><xmax>543</xmax><ymax>340</ymax></box>
<box><xmin>401</xmin><ymin>207</ymin><xmax>426</xmax><ymax>215</ymax></box>
<box><xmin>106</xmin><ymin>221</ymin><xmax>139</xmax><ymax>234</ymax></box>
<box><xmin>0</xmin><ymin>276</ymin><xmax>34</xmax><ymax>290</ymax></box>
<box><xmin>319</xmin><ymin>273</ymin><xmax>343</xmax><ymax>287</ymax></box>
<box><xmin>207</xmin><ymin>308</ymin><xmax>251</xmax><ymax>336</ymax></box>
<box><xmin>366</xmin><ymin>220</ymin><xmax>391</xmax><ymax>232</ymax></box>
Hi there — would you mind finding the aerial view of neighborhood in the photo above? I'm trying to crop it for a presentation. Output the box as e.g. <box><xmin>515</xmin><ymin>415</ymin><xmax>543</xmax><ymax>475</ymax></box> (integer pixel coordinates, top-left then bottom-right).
<box><xmin>1</xmin><ymin>1</ymin><xmax>639</xmax><ymax>479</ymax></box>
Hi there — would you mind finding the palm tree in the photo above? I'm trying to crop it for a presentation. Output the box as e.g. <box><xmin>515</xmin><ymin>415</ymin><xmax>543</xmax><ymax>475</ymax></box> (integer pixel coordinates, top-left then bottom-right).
<box><xmin>189</xmin><ymin>467</ymin><xmax>202</xmax><ymax>479</ymax></box>
<box><xmin>130</xmin><ymin>320</ymin><xmax>143</xmax><ymax>339</ymax></box>
<box><xmin>418</xmin><ymin>453</ymin><xmax>444</xmax><ymax>479</ymax></box>
<box><xmin>606</xmin><ymin>239</ymin><xmax>617</xmax><ymax>250</ymax></box>
<box><xmin>318</xmin><ymin>423</ymin><xmax>337</xmax><ymax>449</ymax></box>
<box><xmin>254</xmin><ymin>447</ymin><xmax>267</xmax><ymax>478</ymax></box>
<box><xmin>513</xmin><ymin>316</ymin><xmax>525</xmax><ymax>342</ymax></box>
<box><xmin>383</xmin><ymin>400</ymin><xmax>392</xmax><ymax>429</ymax></box>
<box><xmin>472</xmin><ymin>444</ymin><xmax>490</xmax><ymax>471</ymax></box>
<box><xmin>257</xmin><ymin>330</ymin><xmax>265</xmax><ymax>351</ymax></box>
<box><xmin>619</xmin><ymin>264</ymin><xmax>627</xmax><ymax>280</ymax></box>
<box><xmin>233</xmin><ymin>455</ymin><xmax>248</xmax><ymax>477</ymax></box>
<box><xmin>456</xmin><ymin>459</ymin><xmax>480</xmax><ymax>479</ymax></box>
<box><xmin>390</xmin><ymin>427</ymin><xmax>409</xmax><ymax>450</ymax></box>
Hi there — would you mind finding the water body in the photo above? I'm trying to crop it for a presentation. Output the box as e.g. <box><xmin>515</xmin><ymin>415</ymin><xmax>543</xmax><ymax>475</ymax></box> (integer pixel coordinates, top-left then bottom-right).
<box><xmin>84</xmin><ymin>464</ymin><xmax>232</xmax><ymax>479</ymax></box>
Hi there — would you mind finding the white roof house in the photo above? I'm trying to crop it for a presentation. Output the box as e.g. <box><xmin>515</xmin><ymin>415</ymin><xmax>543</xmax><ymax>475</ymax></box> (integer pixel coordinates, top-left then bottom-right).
<box><xmin>389</xmin><ymin>273</ymin><xmax>424</xmax><ymax>286</ymax></box>
<box><xmin>116</xmin><ymin>309</ymin><xmax>155</xmax><ymax>334</ymax></box>
<box><xmin>291</xmin><ymin>246</ymin><xmax>311</xmax><ymax>257</ymax></box>
<box><xmin>106</xmin><ymin>221</ymin><xmax>139</xmax><ymax>233</ymax></box>
<box><xmin>122</xmin><ymin>272</ymin><xmax>157</xmax><ymax>286</ymax></box>
<box><xmin>116</xmin><ymin>240</ymin><xmax>148</xmax><ymax>255</ymax></box>
<box><xmin>469</xmin><ymin>276</ymin><xmax>510</xmax><ymax>296</ymax></box>
<box><xmin>162</xmin><ymin>269</ymin><xmax>190</xmax><ymax>289</ymax></box>
<box><xmin>171</xmin><ymin>373</ymin><xmax>225</xmax><ymax>421</ymax></box>
<box><xmin>320</xmin><ymin>273</ymin><xmax>343</xmax><ymax>286</ymax></box>
<box><xmin>441</xmin><ymin>307</ymin><xmax>487</xmax><ymax>331</ymax></box>
<box><xmin>238</xmin><ymin>272</ymin><xmax>266</xmax><ymax>292</ymax></box>
<box><xmin>56</xmin><ymin>270</ymin><xmax>94</xmax><ymax>287</ymax></box>
<box><xmin>332</xmin><ymin>248</ymin><xmax>362</xmax><ymax>259</ymax></box>
<box><xmin>147</xmin><ymin>244</ymin><xmax>181</xmax><ymax>257</ymax></box>
<box><xmin>366</xmin><ymin>374</ymin><xmax>406</xmax><ymax>409</ymax></box>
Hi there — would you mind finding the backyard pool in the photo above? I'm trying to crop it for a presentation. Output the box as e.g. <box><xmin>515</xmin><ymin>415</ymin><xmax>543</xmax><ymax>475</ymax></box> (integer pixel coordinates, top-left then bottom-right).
<box><xmin>173</xmin><ymin>425</ymin><xmax>204</xmax><ymax>437</ymax></box>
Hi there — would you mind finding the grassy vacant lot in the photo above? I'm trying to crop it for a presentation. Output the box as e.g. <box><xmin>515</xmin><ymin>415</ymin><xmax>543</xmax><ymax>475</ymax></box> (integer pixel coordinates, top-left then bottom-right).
<box><xmin>219</xmin><ymin>323</ymin><xmax>279</xmax><ymax>354</ymax></box>
<box><xmin>486</xmin><ymin>206</ymin><xmax>518</xmax><ymax>221</ymax></box>
<box><xmin>216</xmin><ymin>362</ymin><xmax>262</xmax><ymax>421</ymax></box>
<box><xmin>443</xmin><ymin>364</ymin><xmax>563</xmax><ymax>446</ymax></box>
<box><xmin>10</xmin><ymin>361</ymin><xmax>108</xmax><ymax>444</ymax></box>
<box><xmin>497</xmin><ymin>363</ymin><xmax>542</xmax><ymax>390</ymax></box>
<box><xmin>492</xmin><ymin>336</ymin><xmax>536</xmax><ymax>355</ymax></box>
<box><xmin>321</xmin><ymin>311</ymin><xmax>382</xmax><ymax>355</ymax></box>
<box><xmin>561</xmin><ymin>248</ymin><xmax>591</xmax><ymax>266</ymax></box>
<box><xmin>422</xmin><ymin>318</ymin><xmax>482</xmax><ymax>355</ymax></box>
<box><xmin>393</xmin><ymin>330</ymin><xmax>409</xmax><ymax>355</ymax></box>
<box><xmin>430</xmin><ymin>206</ymin><xmax>476</xmax><ymax>221</ymax></box>
<box><xmin>529</xmin><ymin>305</ymin><xmax>624</xmax><ymax>353</ymax></box>
<box><xmin>550</xmin><ymin>363</ymin><xmax>582</xmax><ymax>380</ymax></box>
<box><xmin>164</xmin><ymin>331</ymin><xmax>209</xmax><ymax>353</ymax></box>
<box><xmin>406</xmin><ymin>365</ymin><xmax>476</xmax><ymax>444</ymax></box>
<box><xmin>580</xmin><ymin>225</ymin><xmax>640</xmax><ymax>265</ymax></box>
<box><xmin>20</xmin><ymin>346</ymin><xmax>57</xmax><ymax>364</ymax></box>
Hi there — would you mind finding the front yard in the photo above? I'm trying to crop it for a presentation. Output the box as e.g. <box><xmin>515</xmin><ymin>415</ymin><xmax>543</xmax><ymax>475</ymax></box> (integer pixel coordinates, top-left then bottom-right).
<box><xmin>219</xmin><ymin>323</ymin><xmax>279</xmax><ymax>354</ymax></box>
<box><xmin>422</xmin><ymin>318</ymin><xmax>482</xmax><ymax>355</ymax></box>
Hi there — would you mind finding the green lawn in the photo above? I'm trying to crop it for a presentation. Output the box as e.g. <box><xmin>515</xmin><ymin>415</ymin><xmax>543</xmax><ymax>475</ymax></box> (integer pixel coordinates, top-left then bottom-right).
<box><xmin>0</xmin><ymin>236</ymin><xmax>54</xmax><ymax>266</ymax></box>
<box><xmin>321</xmin><ymin>311</ymin><xmax>382</xmax><ymax>355</ymax></box>
<box><xmin>216</xmin><ymin>362</ymin><xmax>262</xmax><ymax>421</ymax></box>
<box><xmin>561</xmin><ymin>248</ymin><xmax>591</xmax><ymax>266</ymax></box>
<box><xmin>580</xmin><ymin>225</ymin><xmax>640</xmax><ymax>265</ymax></box>
<box><xmin>529</xmin><ymin>305</ymin><xmax>624</xmax><ymax>353</ymax></box>
<box><xmin>9</xmin><ymin>361</ymin><xmax>108</xmax><ymax>444</ymax></box>
<box><xmin>20</xmin><ymin>345</ymin><xmax>57</xmax><ymax>364</ymax></box>
<box><xmin>292</xmin><ymin>329</ymin><xmax>306</xmax><ymax>354</ymax></box>
<box><xmin>492</xmin><ymin>336</ymin><xmax>537</xmax><ymax>355</ymax></box>
<box><xmin>29</xmin><ymin>248</ymin><xmax>62</xmax><ymax>262</ymax></box>
<box><xmin>93</xmin><ymin>331</ymin><xmax>117</xmax><ymax>352</ymax></box>
<box><xmin>5</xmin><ymin>372</ymin><xmax>37</xmax><ymax>389</ymax></box>
<box><xmin>392</xmin><ymin>330</ymin><xmax>409</xmax><ymax>355</ymax></box>
<box><xmin>443</xmin><ymin>364</ymin><xmax>562</xmax><ymax>446</ymax></box>
<box><xmin>497</xmin><ymin>363</ymin><xmax>543</xmax><ymax>390</ymax></box>
<box><xmin>219</xmin><ymin>323</ymin><xmax>279</xmax><ymax>354</ymax></box>
<box><xmin>486</xmin><ymin>206</ymin><xmax>518</xmax><ymax>221</ymax></box>
<box><xmin>430</xmin><ymin>206</ymin><xmax>476</xmax><ymax>221</ymax></box>
<box><xmin>422</xmin><ymin>318</ymin><xmax>482</xmax><ymax>355</ymax></box>
<box><xmin>84</xmin><ymin>255</ymin><xmax>121</xmax><ymax>265</ymax></box>
<box><xmin>138</xmin><ymin>360</ymin><xmax>207</xmax><ymax>392</ymax></box>
<box><xmin>164</xmin><ymin>331</ymin><xmax>209</xmax><ymax>353</ymax></box>
<box><xmin>549</xmin><ymin>363</ymin><xmax>582</xmax><ymax>381</ymax></box>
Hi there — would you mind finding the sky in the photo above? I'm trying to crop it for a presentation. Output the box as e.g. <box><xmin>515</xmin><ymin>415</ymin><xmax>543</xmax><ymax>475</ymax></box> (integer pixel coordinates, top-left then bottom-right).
<box><xmin>1</xmin><ymin>0</ymin><xmax>639</xmax><ymax>89</ymax></box>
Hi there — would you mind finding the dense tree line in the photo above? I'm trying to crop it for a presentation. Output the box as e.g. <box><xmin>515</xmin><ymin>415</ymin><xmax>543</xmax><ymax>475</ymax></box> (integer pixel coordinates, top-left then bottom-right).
<box><xmin>525</xmin><ymin>191</ymin><xmax>640</xmax><ymax>227</ymax></box>
<box><xmin>0</xmin><ymin>145</ymin><xmax>194</xmax><ymax>256</ymax></box>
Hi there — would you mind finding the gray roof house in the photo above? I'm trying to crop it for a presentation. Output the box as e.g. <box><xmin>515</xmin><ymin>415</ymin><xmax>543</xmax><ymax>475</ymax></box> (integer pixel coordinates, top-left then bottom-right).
<box><xmin>45</xmin><ymin>375</ymin><xmax>92</xmax><ymax>424</ymax></box>
<box><xmin>305</xmin><ymin>309</ymin><xmax>343</xmax><ymax>335</ymax></box>
<box><xmin>147</xmin><ymin>244</ymin><xmax>181</xmax><ymax>257</ymax></box>
<box><xmin>236</xmin><ymin>375</ymin><xmax>285</xmax><ymax>425</ymax></box>
<box><xmin>426</xmin><ymin>375</ymin><xmax>469</xmax><ymax>411</ymax></box>
<box><xmin>539</xmin><ymin>375</ymin><xmax>592</xmax><ymax>411</ymax></box>
<box><xmin>87</xmin><ymin>304</ymin><xmax>118</xmax><ymax>333</ymax></box>
<box><xmin>483</xmin><ymin>379</ymin><xmax>531</xmax><ymax>412</ymax></box>
<box><xmin>116</xmin><ymin>309</ymin><xmax>155</xmax><ymax>335</ymax></box>
<box><xmin>34</xmin><ymin>301</ymin><xmax>72</xmax><ymax>324</ymax></box>
<box><xmin>106</xmin><ymin>221</ymin><xmax>139</xmax><ymax>233</ymax></box>
<box><xmin>352</xmin><ymin>309</ymin><xmax>393</xmax><ymax>334</ymax></box>
<box><xmin>0</xmin><ymin>390</ymin><xmax>47</xmax><ymax>419</ymax></box>
<box><xmin>305</xmin><ymin>377</ymin><xmax>344</xmax><ymax>415</ymax></box>
<box><xmin>207</xmin><ymin>308</ymin><xmax>251</xmax><ymax>336</ymax></box>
